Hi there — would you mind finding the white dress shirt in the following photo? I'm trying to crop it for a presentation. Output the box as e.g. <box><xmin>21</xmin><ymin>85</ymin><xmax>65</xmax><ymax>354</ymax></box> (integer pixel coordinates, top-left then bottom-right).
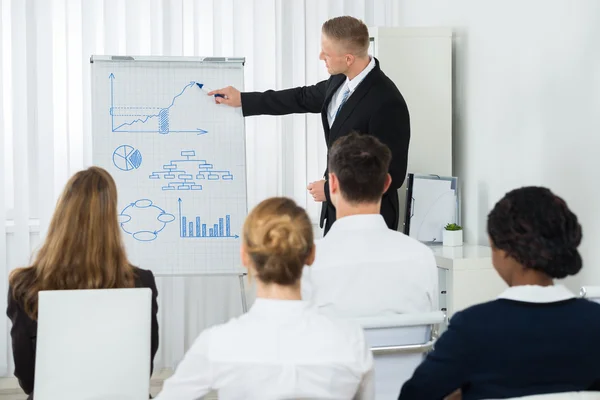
<box><xmin>327</xmin><ymin>57</ymin><xmax>376</xmax><ymax>127</ymax></box>
<box><xmin>497</xmin><ymin>284</ymin><xmax>576</xmax><ymax>303</ymax></box>
<box><xmin>302</xmin><ymin>214</ymin><xmax>438</xmax><ymax>318</ymax></box>
<box><xmin>155</xmin><ymin>298</ymin><xmax>374</xmax><ymax>400</ymax></box>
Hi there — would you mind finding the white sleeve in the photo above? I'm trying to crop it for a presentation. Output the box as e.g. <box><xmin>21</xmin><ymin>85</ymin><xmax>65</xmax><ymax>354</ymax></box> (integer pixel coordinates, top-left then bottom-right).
<box><xmin>154</xmin><ymin>329</ymin><xmax>214</xmax><ymax>400</ymax></box>
<box><xmin>353</xmin><ymin>330</ymin><xmax>375</xmax><ymax>400</ymax></box>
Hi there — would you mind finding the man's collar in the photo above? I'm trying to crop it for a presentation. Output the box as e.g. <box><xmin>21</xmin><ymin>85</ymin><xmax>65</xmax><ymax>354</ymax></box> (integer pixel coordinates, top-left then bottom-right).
<box><xmin>327</xmin><ymin>214</ymin><xmax>387</xmax><ymax>233</ymax></box>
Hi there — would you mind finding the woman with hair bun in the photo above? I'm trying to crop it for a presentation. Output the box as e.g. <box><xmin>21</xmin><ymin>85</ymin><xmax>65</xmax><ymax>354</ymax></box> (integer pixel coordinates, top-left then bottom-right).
<box><xmin>400</xmin><ymin>186</ymin><xmax>600</xmax><ymax>400</ymax></box>
<box><xmin>156</xmin><ymin>197</ymin><xmax>374</xmax><ymax>400</ymax></box>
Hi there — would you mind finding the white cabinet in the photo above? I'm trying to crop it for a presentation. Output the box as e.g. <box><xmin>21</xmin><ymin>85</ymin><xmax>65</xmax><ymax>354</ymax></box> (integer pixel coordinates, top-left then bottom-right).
<box><xmin>368</xmin><ymin>27</ymin><xmax>453</xmax><ymax>177</ymax></box>
<box><xmin>428</xmin><ymin>244</ymin><xmax>507</xmax><ymax>327</ymax></box>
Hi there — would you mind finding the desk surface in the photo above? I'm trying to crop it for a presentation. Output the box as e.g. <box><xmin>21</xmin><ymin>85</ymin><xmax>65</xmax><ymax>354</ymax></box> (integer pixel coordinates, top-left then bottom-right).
<box><xmin>428</xmin><ymin>244</ymin><xmax>491</xmax><ymax>260</ymax></box>
<box><xmin>427</xmin><ymin>244</ymin><xmax>493</xmax><ymax>270</ymax></box>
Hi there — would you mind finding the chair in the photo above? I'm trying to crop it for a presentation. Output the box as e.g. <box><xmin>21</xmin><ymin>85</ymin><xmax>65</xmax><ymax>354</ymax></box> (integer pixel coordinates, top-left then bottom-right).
<box><xmin>34</xmin><ymin>288</ymin><xmax>152</xmax><ymax>400</ymax></box>
<box><xmin>349</xmin><ymin>311</ymin><xmax>445</xmax><ymax>399</ymax></box>
<box><xmin>579</xmin><ymin>286</ymin><xmax>600</xmax><ymax>303</ymax></box>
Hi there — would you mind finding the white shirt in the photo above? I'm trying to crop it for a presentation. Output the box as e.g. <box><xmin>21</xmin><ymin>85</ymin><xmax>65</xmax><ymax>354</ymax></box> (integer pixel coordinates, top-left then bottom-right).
<box><xmin>302</xmin><ymin>214</ymin><xmax>438</xmax><ymax>318</ymax></box>
<box><xmin>497</xmin><ymin>284</ymin><xmax>576</xmax><ymax>303</ymax></box>
<box><xmin>327</xmin><ymin>57</ymin><xmax>376</xmax><ymax>127</ymax></box>
<box><xmin>155</xmin><ymin>298</ymin><xmax>374</xmax><ymax>400</ymax></box>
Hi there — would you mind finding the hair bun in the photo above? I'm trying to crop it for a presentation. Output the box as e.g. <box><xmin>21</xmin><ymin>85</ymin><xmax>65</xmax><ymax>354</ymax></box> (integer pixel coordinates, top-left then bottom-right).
<box><xmin>243</xmin><ymin>198</ymin><xmax>314</xmax><ymax>286</ymax></box>
<box><xmin>542</xmin><ymin>248</ymin><xmax>582</xmax><ymax>279</ymax></box>
<box><xmin>257</xmin><ymin>216</ymin><xmax>307</xmax><ymax>258</ymax></box>
<box><xmin>488</xmin><ymin>186</ymin><xmax>584</xmax><ymax>280</ymax></box>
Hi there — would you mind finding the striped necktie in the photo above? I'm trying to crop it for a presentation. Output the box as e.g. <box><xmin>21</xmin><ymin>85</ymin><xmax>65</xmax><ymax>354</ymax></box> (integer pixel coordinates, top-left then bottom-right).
<box><xmin>335</xmin><ymin>87</ymin><xmax>351</xmax><ymax>119</ymax></box>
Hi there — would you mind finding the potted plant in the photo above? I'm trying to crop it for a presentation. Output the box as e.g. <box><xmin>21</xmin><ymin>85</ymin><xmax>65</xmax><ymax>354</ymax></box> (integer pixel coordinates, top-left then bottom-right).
<box><xmin>443</xmin><ymin>223</ymin><xmax>463</xmax><ymax>247</ymax></box>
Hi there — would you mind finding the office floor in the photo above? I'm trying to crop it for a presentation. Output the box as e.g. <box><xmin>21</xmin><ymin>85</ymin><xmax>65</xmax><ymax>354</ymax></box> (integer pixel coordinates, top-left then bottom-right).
<box><xmin>0</xmin><ymin>369</ymin><xmax>218</xmax><ymax>399</ymax></box>
<box><xmin>0</xmin><ymin>388</ymin><xmax>219</xmax><ymax>399</ymax></box>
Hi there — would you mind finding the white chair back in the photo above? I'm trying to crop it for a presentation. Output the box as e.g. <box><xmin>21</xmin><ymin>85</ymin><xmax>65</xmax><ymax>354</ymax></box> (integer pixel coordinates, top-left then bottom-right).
<box><xmin>350</xmin><ymin>311</ymin><xmax>445</xmax><ymax>399</ymax></box>
<box><xmin>580</xmin><ymin>286</ymin><xmax>600</xmax><ymax>304</ymax></box>
<box><xmin>34</xmin><ymin>288</ymin><xmax>152</xmax><ymax>400</ymax></box>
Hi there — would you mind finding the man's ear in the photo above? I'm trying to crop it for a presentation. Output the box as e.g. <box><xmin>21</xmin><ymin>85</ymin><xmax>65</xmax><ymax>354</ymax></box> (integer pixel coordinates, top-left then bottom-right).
<box><xmin>382</xmin><ymin>173</ymin><xmax>392</xmax><ymax>194</ymax></box>
<box><xmin>345</xmin><ymin>53</ymin><xmax>355</xmax><ymax>66</ymax></box>
<box><xmin>329</xmin><ymin>173</ymin><xmax>339</xmax><ymax>195</ymax></box>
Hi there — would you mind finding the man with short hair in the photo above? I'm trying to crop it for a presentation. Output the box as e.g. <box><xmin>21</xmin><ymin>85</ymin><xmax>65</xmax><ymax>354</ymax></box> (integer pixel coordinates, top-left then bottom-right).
<box><xmin>302</xmin><ymin>133</ymin><xmax>437</xmax><ymax>317</ymax></box>
<box><xmin>208</xmin><ymin>16</ymin><xmax>410</xmax><ymax>235</ymax></box>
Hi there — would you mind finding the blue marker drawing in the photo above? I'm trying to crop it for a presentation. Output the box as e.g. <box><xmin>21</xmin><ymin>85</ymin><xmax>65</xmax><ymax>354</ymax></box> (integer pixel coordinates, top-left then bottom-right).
<box><xmin>119</xmin><ymin>199</ymin><xmax>175</xmax><ymax>242</ymax></box>
<box><xmin>177</xmin><ymin>198</ymin><xmax>238</xmax><ymax>239</ymax></box>
<box><xmin>109</xmin><ymin>74</ymin><xmax>209</xmax><ymax>135</ymax></box>
<box><xmin>113</xmin><ymin>145</ymin><xmax>142</xmax><ymax>171</ymax></box>
<box><xmin>149</xmin><ymin>150</ymin><xmax>234</xmax><ymax>191</ymax></box>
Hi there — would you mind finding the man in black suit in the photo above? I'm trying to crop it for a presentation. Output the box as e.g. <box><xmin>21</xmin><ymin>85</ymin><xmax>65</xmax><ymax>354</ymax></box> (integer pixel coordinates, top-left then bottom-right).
<box><xmin>208</xmin><ymin>16</ymin><xmax>410</xmax><ymax>235</ymax></box>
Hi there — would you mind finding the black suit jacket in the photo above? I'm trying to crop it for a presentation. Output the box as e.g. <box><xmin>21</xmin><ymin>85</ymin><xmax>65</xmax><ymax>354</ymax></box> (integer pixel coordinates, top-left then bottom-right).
<box><xmin>241</xmin><ymin>58</ymin><xmax>410</xmax><ymax>233</ymax></box>
<box><xmin>6</xmin><ymin>267</ymin><xmax>160</xmax><ymax>398</ymax></box>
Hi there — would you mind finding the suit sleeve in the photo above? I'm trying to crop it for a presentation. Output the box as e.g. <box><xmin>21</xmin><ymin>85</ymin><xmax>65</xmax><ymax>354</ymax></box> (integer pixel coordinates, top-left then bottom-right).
<box><xmin>398</xmin><ymin>312</ymin><xmax>472</xmax><ymax>400</ymax></box>
<box><xmin>368</xmin><ymin>99</ymin><xmax>410</xmax><ymax>191</ymax></box>
<box><xmin>6</xmin><ymin>288</ymin><xmax>36</xmax><ymax>395</ymax></box>
<box><xmin>241</xmin><ymin>80</ymin><xmax>328</xmax><ymax>116</ymax></box>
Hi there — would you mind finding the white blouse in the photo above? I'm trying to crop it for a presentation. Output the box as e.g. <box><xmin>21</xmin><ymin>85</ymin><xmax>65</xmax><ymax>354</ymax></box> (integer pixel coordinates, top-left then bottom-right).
<box><xmin>155</xmin><ymin>298</ymin><xmax>374</xmax><ymax>400</ymax></box>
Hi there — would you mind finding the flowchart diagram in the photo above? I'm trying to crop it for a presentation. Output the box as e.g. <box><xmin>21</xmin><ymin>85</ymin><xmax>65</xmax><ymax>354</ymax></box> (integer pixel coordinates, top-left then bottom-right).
<box><xmin>118</xmin><ymin>199</ymin><xmax>175</xmax><ymax>242</ymax></box>
<box><xmin>149</xmin><ymin>150</ymin><xmax>234</xmax><ymax>191</ymax></box>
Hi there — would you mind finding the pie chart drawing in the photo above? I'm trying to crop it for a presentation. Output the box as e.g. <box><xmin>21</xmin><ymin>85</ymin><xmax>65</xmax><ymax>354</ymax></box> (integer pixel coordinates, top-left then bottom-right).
<box><xmin>113</xmin><ymin>145</ymin><xmax>142</xmax><ymax>171</ymax></box>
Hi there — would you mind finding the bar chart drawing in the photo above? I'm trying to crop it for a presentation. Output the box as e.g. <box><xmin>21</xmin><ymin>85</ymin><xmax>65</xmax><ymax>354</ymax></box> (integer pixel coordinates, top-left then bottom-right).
<box><xmin>149</xmin><ymin>150</ymin><xmax>234</xmax><ymax>191</ymax></box>
<box><xmin>177</xmin><ymin>198</ymin><xmax>238</xmax><ymax>239</ymax></box>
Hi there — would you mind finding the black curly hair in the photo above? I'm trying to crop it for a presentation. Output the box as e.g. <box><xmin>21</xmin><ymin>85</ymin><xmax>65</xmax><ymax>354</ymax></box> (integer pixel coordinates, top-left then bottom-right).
<box><xmin>487</xmin><ymin>187</ymin><xmax>582</xmax><ymax>279</ymax></box>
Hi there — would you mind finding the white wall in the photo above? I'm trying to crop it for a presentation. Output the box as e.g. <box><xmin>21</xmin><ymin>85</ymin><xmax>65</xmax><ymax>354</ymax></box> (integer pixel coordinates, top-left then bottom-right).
<box><xmin>398</xmin><ymin>0</ymin><xmax>600</xmax><ymax>289</ymax></box>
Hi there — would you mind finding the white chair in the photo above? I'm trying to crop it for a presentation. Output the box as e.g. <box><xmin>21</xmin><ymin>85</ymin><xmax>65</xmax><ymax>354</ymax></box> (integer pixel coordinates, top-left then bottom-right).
<box><xmin>499</xmin><ymin>392</ymin><xmax>600</xmax><ymax>399</ymax></box>
<box><xmin>580</xmin><ymin>286</ymin><xmax>600</xmax><ymax>303</ymax></box>
<box><xmin>34</xmin><ymin>288</ymin><xmax>152</xmax><ymax>400</ymax></box>
<box><xmin>349</xmin><ymin>311</ymin><xmax>445</xmax><ymax>400</ymax></box>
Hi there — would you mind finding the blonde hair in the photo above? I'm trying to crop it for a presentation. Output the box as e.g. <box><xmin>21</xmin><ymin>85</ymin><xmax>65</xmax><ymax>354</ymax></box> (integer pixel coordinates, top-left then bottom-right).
<box><xmin>243</xmin><ymin>198</ymin><xmax>313</xmax><ymax>285</ymax></box>
<box><xmin>9</xmin><ymin>167</ymin><xmax>136</xmax><ymax>320</ymax></box>
<box><xmin>322</xmin><ymin>16</ymin><xmax>370</xmax><ymax>56</ymax></box>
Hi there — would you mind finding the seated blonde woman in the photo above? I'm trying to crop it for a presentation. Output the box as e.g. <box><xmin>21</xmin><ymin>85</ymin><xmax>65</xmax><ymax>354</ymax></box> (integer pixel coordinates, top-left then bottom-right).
<box><xmin>156</xmin><ymin>197</ymin><xmax>374</xmax><ymax>400</ymax></box>
<box><xmin>6</xmin><ymin>167</ymin><xmax>159</xmax><ymax>400</ymax></box>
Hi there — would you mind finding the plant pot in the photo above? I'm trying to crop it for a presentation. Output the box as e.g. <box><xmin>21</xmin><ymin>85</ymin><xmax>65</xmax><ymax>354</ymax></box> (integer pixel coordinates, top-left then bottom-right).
<box><xmin>443</xmin><ymin>229</ymin><xmax>463</xmax><ymax>247</ymax></box>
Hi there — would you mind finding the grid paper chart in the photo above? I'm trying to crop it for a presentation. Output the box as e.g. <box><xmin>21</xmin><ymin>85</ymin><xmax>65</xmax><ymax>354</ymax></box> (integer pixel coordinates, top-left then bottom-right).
<box><xmin>92</xmin><ymin>58</ymin><xmax>246</xmax><ymax>275</ymax></box>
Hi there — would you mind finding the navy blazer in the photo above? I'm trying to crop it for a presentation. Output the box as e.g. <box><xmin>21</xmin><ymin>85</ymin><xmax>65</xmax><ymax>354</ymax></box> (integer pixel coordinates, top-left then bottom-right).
<box><xmin>241</xmin><ymin>58</ymin><xmax>410</xmax><ymax>234</ymax></box>
<box><xmin>399</xmin><ymin>298</ymin><xmax>600</xmax><ymax>400</ymax></box>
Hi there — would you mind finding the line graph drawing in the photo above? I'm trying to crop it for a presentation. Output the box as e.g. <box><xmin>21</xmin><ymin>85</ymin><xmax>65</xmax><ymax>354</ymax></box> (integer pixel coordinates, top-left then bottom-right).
<box><xmin>177</xmin><ymin>198</ymin><xmax>238</xmax><ymax>239</ymax></box>
<box><xmin>109</xmin><ymin>73</ymin><xmax>210</xmax><ymax>135</ymax></box>
<box><xmin>113</xmin><ymin>144</ymin><xmax>142</xmax><ymax>171</ymax></box>
<box><xmin>118</xmin><ymin>199</ymin><xmax>175</xmax><ymax>242</ymax></box>
<box><xmin>149</xmin><ymin>150</ymin><xmax>234</xmax><ymax>191</ymax></box>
